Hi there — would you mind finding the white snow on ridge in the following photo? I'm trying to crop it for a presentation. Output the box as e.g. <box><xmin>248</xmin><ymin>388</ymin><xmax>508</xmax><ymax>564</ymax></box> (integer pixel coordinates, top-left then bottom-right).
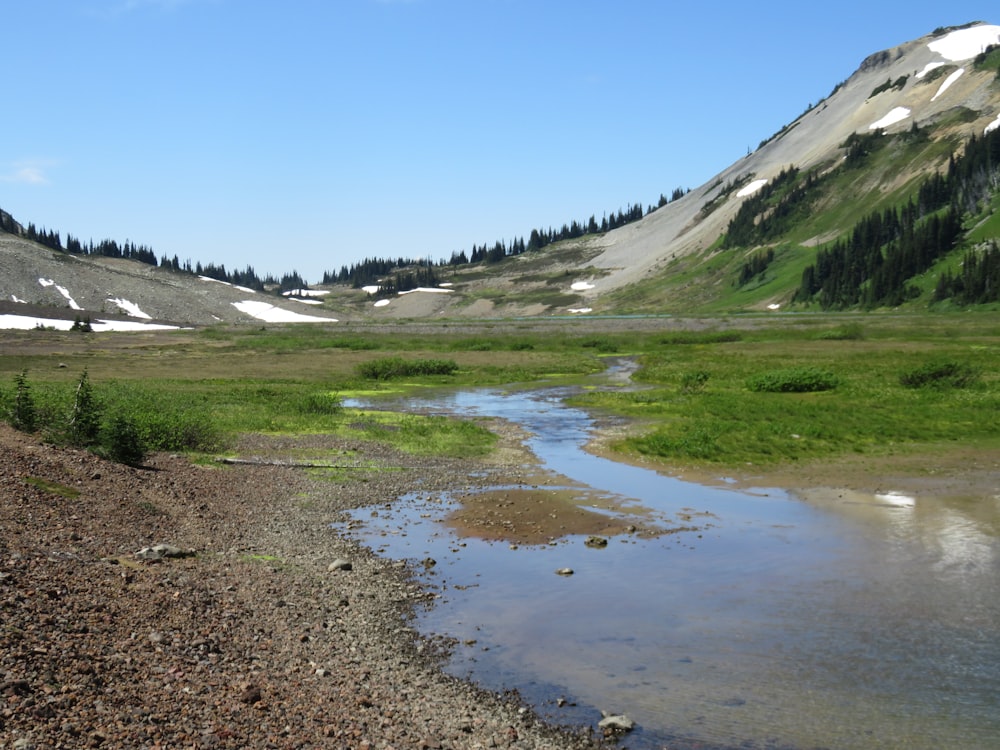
<box><xmin>232</xmin><ymin>300</ymin><xmax>337</xmax><ymax>323</ymax></box>
<box><xmin>107</xmin><ymin>298</ymin><xmax>152</xmax><ymax>319</ymax></box>
<box><xmin>282</xmin><ymin>288</ymin><xmax>329</xmax><ymax>298</ymax></box>
<box><xmin>916</xmin><ymin>61</ymin><xmax>946</xmax><ymax>79</ymax></box>
<box><xmin>986</xmin><ymin>114</ymin><xmax>1000</xmax><ymax>135</ymax></box>
<box><xmin>927</xmin><ymin>25</ymin><xmax>1000</xmax><ymax>62</ymax></box>
<box><xmin>571</xmin><ymin>281</ymin><xmax>595</xmax><ymax>291</ymax></box>
<box><xmin>199</xmin><ymin>276</ymin><xmax>258</xmax><ymax>294</ymax></box>
<box><xmin>869</xmin><ymin>107</ymin><xmax>910</xmax><ymax>130</ymax></box>
<box><xmin>931</xmin><ymin>68</ymin><xmax>964</xmax><ymax>101</ymax></box>
<box><xmin>38</xmin><ymin>278</ymin><xmax>82</xmax><ymax>310</ymax></box>
<box><xmin>373</xmin><ymin>299</ymin><xmax>391</xmax><ymax>308</ymax></box>
<box><xmin>361</xmin><ymin>285</ymin><xmax>380</xmax><ymax>294</ymax></box>
<box><xmin>737</xmin><ymin>179</ymin><xmax>768</xmax><ymax>198</ymax></box>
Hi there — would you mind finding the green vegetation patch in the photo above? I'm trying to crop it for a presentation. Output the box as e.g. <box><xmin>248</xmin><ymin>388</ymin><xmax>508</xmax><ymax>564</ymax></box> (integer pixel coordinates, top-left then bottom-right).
<box><xmin>24</xmin><ymin>477</ymin><xmax>80</xmax><ymax>499</ymax></box>
<box><xmin>746</xmin><ymin>367</ymin><xmax>839</xmax><ymax>393</ymax></box>
<box><xmin>356</xmin><ymin>357</ymin><xmax>459</xmax><ymax>380</ymax></box>
<box><xmin>347</xmin><ymin>411</ymin><xmax>497</xmax><ymax>457</ymax></box>
<box><xmin>898</xmin><ymin>360</ymin><xmax>979</xmax><ymax>389</ymax></box>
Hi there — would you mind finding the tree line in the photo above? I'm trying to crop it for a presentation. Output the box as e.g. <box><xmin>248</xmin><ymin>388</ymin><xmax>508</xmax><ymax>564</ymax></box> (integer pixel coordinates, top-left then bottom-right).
<box><xmin>320</xmin><ymin>188</ymin><xmax>689</xmax><ymax>290</ymax></box>
<box><xmin>792</xmin><ymin>127</ymin><xmax>1000</xmax><ymax>308</ymax></box>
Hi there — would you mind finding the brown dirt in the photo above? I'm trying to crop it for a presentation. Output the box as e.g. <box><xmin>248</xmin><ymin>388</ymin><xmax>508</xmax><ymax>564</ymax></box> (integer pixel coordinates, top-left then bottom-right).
<box><xmin>0</xmin><ymin>425</ymin><xmax>612</xmax><ymax>749</ymax></box>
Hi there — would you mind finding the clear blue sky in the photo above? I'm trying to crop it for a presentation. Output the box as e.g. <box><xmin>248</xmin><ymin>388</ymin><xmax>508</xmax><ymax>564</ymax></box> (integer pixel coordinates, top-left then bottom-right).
<box><xmin>2</xmin><ymin>1</ymin><xmax>997</xmax><ymax>283</ymax></box>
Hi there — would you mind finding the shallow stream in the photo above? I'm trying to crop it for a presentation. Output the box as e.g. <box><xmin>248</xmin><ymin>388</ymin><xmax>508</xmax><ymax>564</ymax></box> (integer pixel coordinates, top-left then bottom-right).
<box><xmin>342</xmin><ymin>385</ymin><xmax>1000</xmax><ymax>749</ymax></box>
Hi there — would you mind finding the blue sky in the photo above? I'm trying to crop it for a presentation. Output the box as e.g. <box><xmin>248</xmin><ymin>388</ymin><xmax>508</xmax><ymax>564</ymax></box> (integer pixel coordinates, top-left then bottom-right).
<box><xmin>2</xmin><ymin>1</ymin><xmax>997</xmax><ymax>283</ymax></box>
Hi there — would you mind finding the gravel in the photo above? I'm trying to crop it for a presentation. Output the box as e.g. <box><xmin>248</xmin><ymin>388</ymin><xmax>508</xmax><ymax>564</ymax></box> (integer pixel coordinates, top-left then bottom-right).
<box><xmin>0</xmin><ymin>425</ymin><xmax>609</xmax><ymax>749</ymax></box>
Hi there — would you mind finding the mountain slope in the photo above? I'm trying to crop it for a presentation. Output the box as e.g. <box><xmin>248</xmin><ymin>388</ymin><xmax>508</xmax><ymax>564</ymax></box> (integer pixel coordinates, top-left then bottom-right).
<box><xmin>2</xmin><ymin>22</ymin><xmax>998</xmax><ymax>325</ymax></box>
<box><xmin>569</xmin><ymin>22</ymin><xmax>1000</xmax><ymax>307</ymax></box>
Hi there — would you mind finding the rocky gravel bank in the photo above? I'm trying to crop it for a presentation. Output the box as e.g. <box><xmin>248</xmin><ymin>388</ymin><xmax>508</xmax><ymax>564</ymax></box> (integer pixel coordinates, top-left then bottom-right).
<box><xmin>0</xmin><ymin>425</ymin><xmax>609</xmax><ymax>749</ymax></box>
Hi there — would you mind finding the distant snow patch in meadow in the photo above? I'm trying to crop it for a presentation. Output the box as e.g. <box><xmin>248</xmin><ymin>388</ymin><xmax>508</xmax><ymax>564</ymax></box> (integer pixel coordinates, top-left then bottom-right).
<box><xmin>397</xmin><ymin>287</ymin><xmax>453</xmax><ymax>295</ymax></box>
<box><xmin>737</xmin><ymin>179</ymin><xmax>768</xmax><ymax>197</ymax></box>
<box><xmin>10</xmin><ymin>295</ymin><xmax>27</xmax><ymax>304</ymax></box>
<box><xmin>927</xmin><ymin>25</ymin><xmax>1000</xmax><ymax>61</ymax></box>
<box><xmin>282</xmin><ymin>289</ymin><xmax>329</xmax><ymax>298</ymax></box>
<box><xmin>567</xmin><ymin>308</ymin><xmax>592</xmax><ymax>314</ymax></box>
<box><xmin>986</xmin><ymin>114</ymin><xmax>1000</xmax><ymax>135</ymax></box>
<box><xmin>869</xmin><ymin>107</ymin><xmax>910</xmax><ymax>130</ymax></box>
<box><xmin>0</xmin><ymin>314</ymin><xmax>179</xmax><ymax>332</ymax></box>
<box><xmin>373</xmin><ymin>299</ymin><xmax>391</xmax><ymax>307</ymax></box>
<box><xmin>931</xmin><ymin>68</ymin><xmax>964</xmax><ymax>101</ymax></box>
<box><xmin>362</xmin><ymin>285</ymin><xmax>380</xmax><ymax>294</ymax></box>
<box><xmin>290</xmin><ymin>298</ymin><xmax>324</xmax><ymax>305</ymax></box>
<box><xmin>768</xmin><ymin>304</ymin><xmax>781</xmax><ymax>310</ymax></box>
<box><xmin>570</xmin><ymin>281</ymin><xmax>595</xmax><ymax>291</ymax></box>
<box><xmin>107</xmin><ymin>298</ymin><xmax>151</xmax><ymax>319</ymax></box>
<box><xmin>38</xmin><ymin>278</ymin><xmax>82</xmax><ymax>310</ymax></box>
<box><xmin>232</xmin><ymin>300</ymin><xmax>337</xmax><ymax>323</ymax></box>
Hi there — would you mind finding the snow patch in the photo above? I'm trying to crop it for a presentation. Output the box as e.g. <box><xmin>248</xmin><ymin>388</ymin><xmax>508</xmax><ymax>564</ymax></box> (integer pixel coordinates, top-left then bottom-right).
<box><xmin>0</xmin><ymin>314</ymin><xmax>179</xmax><ymax>332</ymax></box>
<box><xmin>916</xmin><ymin>61</ymin><xmax>946</xmax><ymax>79</ymax></box>
<box><xmin>931</xmin><ymin>68</ymin><xmax>964</xmax><ymax>101</ymax></box>
<box><xmin>10</xmin><ymin>295</ymin><xmax>27</xmax><ymax>304</ymax></box>
<box><xmin>397</xmin><ymin>287</ymin><xmax>453</xmax><ymax>295</ymax></box>
<box><xmin>927</xmin><ymin>25</ymin><xmax>1000</xmax><ymax>62</ymax></box>
<box><xmin>107</xmin><ymin>298</ymin><xmax>152</xmax><ymax>319</ymax></box>
<box><xmin>571</xmin><ymin>281</ymin><xmax>595</xmax><ymax>291</ymax></box>
<box><xmin>231</xmin><ymin>300</ymin><xmax>337</xmax><ymax>323</ymax></box>
<box><xmin>199</xmin><ymin>276</ymin><xmax>258</xmax><ymax>294</ymax></box>
<box><xmin>767</xmin><ymin>303</ymin><xmax>781</xmax><ymax>310</ymax></box>
<box><xmin>282</xmin><ymin>288</ymin><xmax>329</xmax><ymax>297</ymax></box>
<box><xmin>567</xmin><ymin>308</ymin><xmax>593</xmax><ymax>314</ymax></box>
<box><xmin>290</xmin><ymin>298</ymin><xmax>324</xmax><ymax>305</ymax></box>
<box><xmin>869</xmin><ymin>107</ymin><xmax>910</xmax><ymax>130</ymax></box>
<box><xmin>373</xmin><ymin>299</ymin><xmax>391</xmax><ymax>307</ymax></box>
<box><xmin>361</xmin><ymin>285</ymin><xmax>380</xmax><ymax>295</ymax></box>
<box><xmin>985</xmin><ymin>114</ymin><xmax>1000</xmax><ymax>135</ymax></box>
<box><xmin>737</xmin><ymin>179</ymin><xmax>768</xmax><ymax>197</ymax></box>
<box><xmin>38</xmin><ymin>278</ymin><xmax>82</xmax><ymax>310</ymax></box>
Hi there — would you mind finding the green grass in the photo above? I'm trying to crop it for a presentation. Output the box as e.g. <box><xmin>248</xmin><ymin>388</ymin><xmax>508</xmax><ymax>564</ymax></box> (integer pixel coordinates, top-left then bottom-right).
<box><xmin>572</xmin><ymin>318</ymin><xmax>1000</xmax><ymax>467</ymax></box>
<box><xmin>24</xmin><ymin>477</ymin><xmax>80</xmax><ymax>499</ymax></box>
<box><xmin>3</xmin><ymin>315</ymin><xmax>998</xmax><ymax>472</ymax></box>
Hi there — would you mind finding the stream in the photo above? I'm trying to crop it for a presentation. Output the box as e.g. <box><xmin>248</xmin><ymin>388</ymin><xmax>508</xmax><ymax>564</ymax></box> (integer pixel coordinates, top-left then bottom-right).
<box><xmin>341</xmin><ymin>382</ymin><xmax>1000</xmax><ymax>749</ymax></box>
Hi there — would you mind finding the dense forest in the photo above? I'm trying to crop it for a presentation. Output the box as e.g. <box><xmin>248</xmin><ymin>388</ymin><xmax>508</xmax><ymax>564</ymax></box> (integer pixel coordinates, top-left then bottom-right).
<box><xmin>791</xmin><ymin>126</ymin><xmax>1000</xmax><ymax>308</ymax></box>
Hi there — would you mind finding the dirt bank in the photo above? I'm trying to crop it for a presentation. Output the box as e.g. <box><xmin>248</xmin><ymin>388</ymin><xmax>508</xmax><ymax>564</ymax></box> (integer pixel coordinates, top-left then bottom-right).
<box><xmin>0</xmin><ymin>425</ymin><xmax>612</xmax><ymax>749</ymax></box>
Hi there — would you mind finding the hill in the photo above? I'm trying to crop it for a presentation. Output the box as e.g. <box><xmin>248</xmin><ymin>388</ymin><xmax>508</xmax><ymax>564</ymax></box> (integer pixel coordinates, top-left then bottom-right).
<box><xmin>2</xmin><ymin>22</ymin><xmax>999</xmax><ymax>327</ymax></box>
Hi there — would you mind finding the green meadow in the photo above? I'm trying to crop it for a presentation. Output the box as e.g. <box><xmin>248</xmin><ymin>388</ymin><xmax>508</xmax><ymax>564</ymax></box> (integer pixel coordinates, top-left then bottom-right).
<box><xmin>1</xmin><ymin>314</ymin><xmax>997</xmax><ymax>471</ymax></box>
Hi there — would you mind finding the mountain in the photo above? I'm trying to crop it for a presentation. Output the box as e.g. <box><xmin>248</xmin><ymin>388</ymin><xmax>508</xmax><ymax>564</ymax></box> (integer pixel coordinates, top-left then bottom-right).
<box><xmin>2</xmin><ymin>22</ymin><xmax>999</xmax><ymax>328</ymax></box>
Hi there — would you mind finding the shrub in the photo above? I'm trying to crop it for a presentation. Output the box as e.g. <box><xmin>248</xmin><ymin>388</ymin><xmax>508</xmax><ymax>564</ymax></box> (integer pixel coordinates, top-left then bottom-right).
<box><xmin>10</xmin><ymin>371</ymin><xmax>37</xmax><ymax>432</ymax></box>
<box><xmin>293</xmin><ymin>391</ymin><xmax>342</xmax><ymax>416</ymax></box>
<box><xmin>816</xmin><ymin>323</ymin><xmax>865</xmax><ymax>341</ymax></box>
<box><xmin>100</xmin><ymin>413</ymin><xmax>147</xmax><ymax>466</ymax></box>
<box><xmin>747</xmin><ymin>367</ymin><xmax>839</xmax><ymax>393</ymax></box>
<box><xmin>899</xmin><ymin>361</ymin><xmax>978</xmax><ymax>389</ymax></box>
<box><xmin>67</xmin><ymin>370</ymin><xmax>102</xmax><ymax>445</ymax></box>
<box><xmin>679</xmin><ymin>370</ymin><xmax>710</xmax><ymax>393</ymax></box>
<box><xmin>357</xmin><ymin>357</ymin><xmax>459</xmax><ymax>380</ymax></box>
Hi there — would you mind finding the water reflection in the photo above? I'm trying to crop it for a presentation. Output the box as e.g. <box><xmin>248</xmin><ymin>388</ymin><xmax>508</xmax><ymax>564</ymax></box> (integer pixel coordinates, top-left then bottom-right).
<box><xmin>342</xmin><ymin>388</ymin><xmax>1000</xmax><ymax>750</ymax></box>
